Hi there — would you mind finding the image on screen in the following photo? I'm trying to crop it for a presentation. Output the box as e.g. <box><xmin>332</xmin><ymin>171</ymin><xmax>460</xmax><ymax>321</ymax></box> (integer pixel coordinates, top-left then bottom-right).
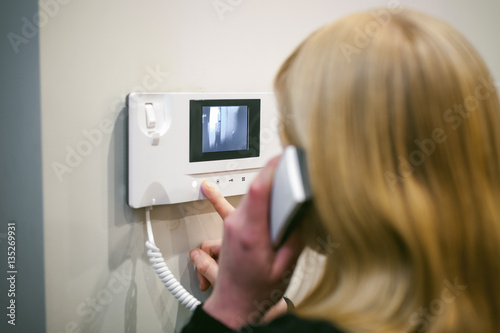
<box><xmin>201</xmin><ymin>106</ymin><xmax>249</xmax><ymax>153</ymax></box>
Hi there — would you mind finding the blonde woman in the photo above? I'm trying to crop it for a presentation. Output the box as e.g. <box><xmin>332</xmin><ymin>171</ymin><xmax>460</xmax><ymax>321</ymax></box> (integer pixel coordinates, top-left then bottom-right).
<box><xmin>182</xmin><ymin>8</ymin><xmax>500</xmax><ymax>333</ymax></box>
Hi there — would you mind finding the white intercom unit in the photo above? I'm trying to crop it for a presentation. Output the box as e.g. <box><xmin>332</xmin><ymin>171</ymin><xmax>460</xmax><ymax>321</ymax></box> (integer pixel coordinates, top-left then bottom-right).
<box><xmin>128</xmin><ymin>92</ymin><xmax>282</xmax><ymax>208</ymax></box>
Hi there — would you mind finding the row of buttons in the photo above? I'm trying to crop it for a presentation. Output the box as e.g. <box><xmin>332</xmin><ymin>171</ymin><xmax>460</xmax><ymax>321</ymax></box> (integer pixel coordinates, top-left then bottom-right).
<box><xmin>215</xmin><ymin>176</ymin><xmax>246</xmax><ymax>185</ymax></box>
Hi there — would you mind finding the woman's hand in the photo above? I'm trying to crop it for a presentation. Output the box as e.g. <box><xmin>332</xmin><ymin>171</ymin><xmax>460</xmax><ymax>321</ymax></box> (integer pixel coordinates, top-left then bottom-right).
<box><xmin>190</xmin><ymin>158</ymin><xmax>304</xmax><ymax>330</ymax></box>
<box><xmin>191</xmin><ymin>223</ymin><xmax>291</xmax><ymax>324</ymax></box>
<box><xmin>191</xmin><ymin>236</ymin><xmax>291</xmax><ymax>324</ymax></box>
<box><xmin>189</xmin><ymin>181</ymin><xmax>234</xmax><ymax>291</ymax></box>
<box><xmin>191</xmin><ymin>239</ymin><xmax>222</xmax><ymax>291</ymax></box>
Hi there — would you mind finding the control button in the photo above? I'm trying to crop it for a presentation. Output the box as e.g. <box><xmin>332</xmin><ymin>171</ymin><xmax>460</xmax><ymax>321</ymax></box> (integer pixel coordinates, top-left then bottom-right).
<box><xmin>229</xmin><ymin>178</ymin><xmax>234</xmax><ymax>182</ymax></box>
<box><xmin>242</xmin><ymin>177</ymin><xmax>246</xmax><ymax>182</ymax></box>
<box><xmin>151</xmin><ymin>132</ymin><xmax>160</xmax><ymax>145</ymax></box>
<box><xmin>145</xmin><ymin>103</ymin><xmax>156</xmax><ymax>129</ymax></box>
<box><xmin>216</xmin><ymin>179</ymin><xmax>220</xmax><ymax>185</ymax></box>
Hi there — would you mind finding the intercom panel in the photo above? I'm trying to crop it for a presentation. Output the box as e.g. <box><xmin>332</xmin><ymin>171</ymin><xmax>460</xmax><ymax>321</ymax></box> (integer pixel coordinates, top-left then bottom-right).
<box><xmin>128</xmin><ymin>92</ymin><xmax>282</xmax><ymax>208</ymax></box>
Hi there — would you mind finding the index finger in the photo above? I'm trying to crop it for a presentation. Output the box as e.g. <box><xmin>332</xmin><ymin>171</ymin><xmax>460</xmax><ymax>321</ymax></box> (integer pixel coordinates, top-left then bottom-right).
<box><xmin>201</xmin><ymin>180</ymin><xmax>235</xmax><ymax>220</ymax></box>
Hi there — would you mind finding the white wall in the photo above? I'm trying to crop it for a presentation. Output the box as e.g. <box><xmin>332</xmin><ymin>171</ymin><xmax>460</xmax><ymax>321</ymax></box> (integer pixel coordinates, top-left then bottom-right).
<box><xmin>40</xmin><ymin>1</ymin><xmax>500</xmax><ymax>332</ymax></box>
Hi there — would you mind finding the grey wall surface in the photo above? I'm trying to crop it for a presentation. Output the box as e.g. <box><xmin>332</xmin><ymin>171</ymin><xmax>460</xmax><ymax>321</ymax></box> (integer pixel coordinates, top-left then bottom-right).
<box><xmin>0</xmin><ymin>0</ymin><xmax>46</xmax><ymax>332</ymax></box>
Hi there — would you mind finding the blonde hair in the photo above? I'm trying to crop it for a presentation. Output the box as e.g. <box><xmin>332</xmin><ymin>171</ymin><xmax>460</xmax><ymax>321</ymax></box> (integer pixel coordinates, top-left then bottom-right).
<box><xmin>275</xmin><ymin>8</ymin><xmax>500</xmax><ymax>333</ymax></box>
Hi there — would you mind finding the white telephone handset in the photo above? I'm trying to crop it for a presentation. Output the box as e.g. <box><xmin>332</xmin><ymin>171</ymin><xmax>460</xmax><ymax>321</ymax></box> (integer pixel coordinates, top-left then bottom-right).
<box><xmin>270</xmin><ymin>146</ymin><xmax>312</xmax><ymax>248</ymax></box>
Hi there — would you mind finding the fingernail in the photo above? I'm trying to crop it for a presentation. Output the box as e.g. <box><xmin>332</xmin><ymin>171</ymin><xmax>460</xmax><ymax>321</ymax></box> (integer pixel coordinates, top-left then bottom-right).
<box><xmin>202</xmin><ymin>180</ymin><xmax>213</xmax><ymax>190</ymax></box>
<box><xmin>190</xmin><ymin>249</ymin><xmax>200</xmax><ymax>260</ymax></box>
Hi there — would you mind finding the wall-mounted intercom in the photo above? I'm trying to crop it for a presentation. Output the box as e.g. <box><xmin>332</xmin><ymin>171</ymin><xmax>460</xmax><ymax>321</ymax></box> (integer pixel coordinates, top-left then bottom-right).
<box><xmin>128</xmin><ymin>92</ymin><xmax>283</xmax><ymax>310</ymax></box>
<box><xmin>128</xmin><ymin>93</ymin><xmax>314</xmax><ymax>312</ymax></box>
<box><xmin>128</xmin><ymin>92</ymin><xmax>282</xmax><ymax>208</ymax></box>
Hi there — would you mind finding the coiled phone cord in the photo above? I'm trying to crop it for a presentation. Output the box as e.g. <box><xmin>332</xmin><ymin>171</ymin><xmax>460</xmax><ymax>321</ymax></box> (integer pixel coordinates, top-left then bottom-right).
<box><xmin>145</xmin><ymin>206</ymin><xmax>201</xmax><ymax>311</ymax></box>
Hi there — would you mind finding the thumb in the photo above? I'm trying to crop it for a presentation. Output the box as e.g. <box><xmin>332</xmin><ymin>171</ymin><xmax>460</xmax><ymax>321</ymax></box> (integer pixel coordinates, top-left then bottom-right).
<box><xmin>190</xmin><ymin>249</ymin><xmax>219</xmax><ymax>290</ymax></box>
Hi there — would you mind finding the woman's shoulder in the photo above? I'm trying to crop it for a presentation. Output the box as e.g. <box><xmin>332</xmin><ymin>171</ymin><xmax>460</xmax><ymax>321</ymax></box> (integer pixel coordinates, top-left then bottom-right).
<box><xmin>182</xmin><ymin>306</ymin><xmax>343</xmax><ymax>333</ymax></box>
<box><xmin>259</xmin><ymin>313</ymin><xmax>344</xmax><ymax>333</ymax></box>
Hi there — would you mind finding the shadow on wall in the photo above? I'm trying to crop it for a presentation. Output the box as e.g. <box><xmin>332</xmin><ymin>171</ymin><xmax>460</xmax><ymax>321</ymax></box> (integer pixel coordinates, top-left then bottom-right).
<box><xmin>107</xmin><ymin>106</ymin><xmax>141</xmax><ymax>333</ymax></box>
<box><xmin>67</xmin><ymin>106</ymin><xmax>143</xmax><ymax>333</ymax></box>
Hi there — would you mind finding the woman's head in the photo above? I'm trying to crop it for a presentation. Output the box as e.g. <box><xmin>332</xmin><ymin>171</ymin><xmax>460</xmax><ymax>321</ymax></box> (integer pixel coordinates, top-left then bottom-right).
<box><xmin>276</xmin><ymin>8</ymin><xmax>500</xmax><ymax>332</ymax></box>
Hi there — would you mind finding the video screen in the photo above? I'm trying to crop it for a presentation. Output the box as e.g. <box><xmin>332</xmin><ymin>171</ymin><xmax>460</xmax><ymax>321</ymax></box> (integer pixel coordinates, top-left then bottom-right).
<box><xmin>201</xmin><ymin>106</ymin><xmax>249</xmax><ymax>153</ymax></box>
